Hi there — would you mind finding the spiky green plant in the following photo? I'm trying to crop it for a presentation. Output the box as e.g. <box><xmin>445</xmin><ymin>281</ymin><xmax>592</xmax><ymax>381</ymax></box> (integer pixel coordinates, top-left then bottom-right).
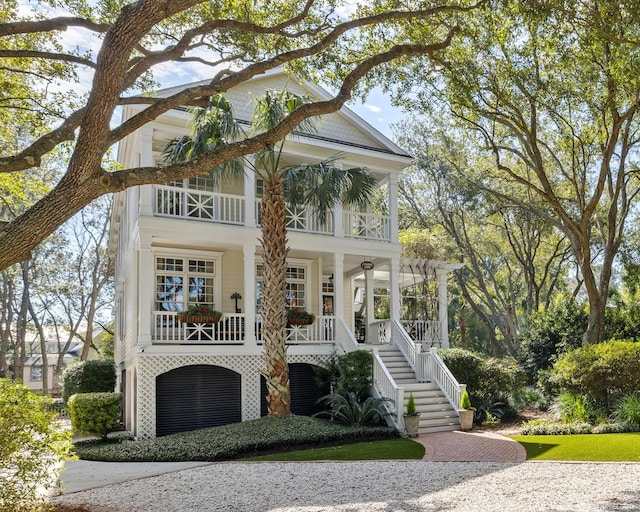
<box><xmin>315</xmin><ymin>392</ymin><xmax>391</xmax><ymax>427</ymax></box>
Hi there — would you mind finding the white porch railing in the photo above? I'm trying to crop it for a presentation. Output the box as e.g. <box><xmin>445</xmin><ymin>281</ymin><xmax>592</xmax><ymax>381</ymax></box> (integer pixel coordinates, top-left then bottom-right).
<box><xmin>400</xmin><ymin>319</ymin><xmax>441</xmax><ymax>347</ymax></box>
<box><xmin>256</xmin><ymin>315</ymin><xmax>336</xmax><ymax>344</ymax></box>
<box><xmin>369</xmin><ymin>319</ymin><xmax>391</xmax><ymax>344</ymax></box>
<box><xmin>343</xmin><ymin>211</ymin><xmax>391</xmax><ymax>241</ymax></box>
<box><xmin>372</xmin><ymin>349</ymin><xmax>404</xmax><ymax>427</ymax></box>
<box><xmin>427</xmin><ymin>347</ymin><xmax>466</xmax><ymax>411</ymax></box>
<box><xmin>155</xmin><ymin>185</ymin><xmax>245</xmax><ymax>224</ymax></box>
<box><xmin>153</xmin><ymin>312</ymin><xmax>246</xmax><ymax>343</ymax></box>
<box><xmin>256</xmin><ymin>199</ymin><xmax>334</xmax><ymax>235</ymax></box>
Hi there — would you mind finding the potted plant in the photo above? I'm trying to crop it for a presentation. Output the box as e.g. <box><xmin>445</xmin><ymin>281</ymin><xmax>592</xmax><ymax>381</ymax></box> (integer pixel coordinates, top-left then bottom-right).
<box><xmin>458</xmin><ymin>389</ymin><xmax>475</xmax><ymax>431</ymax></box>
<box><xmin>403</xmin><ymin>393</ymin><xmax>420</xmax><ymax>437</ymax></box>
<box><xmin>177</xmin><ymin>304</ymin><xmax>222</xmax><ymax>324</ymax></box>
<box><xmin>286</xmin><ymin>308</ymin><xmax>315</xmax><ymax>326</ymax></box>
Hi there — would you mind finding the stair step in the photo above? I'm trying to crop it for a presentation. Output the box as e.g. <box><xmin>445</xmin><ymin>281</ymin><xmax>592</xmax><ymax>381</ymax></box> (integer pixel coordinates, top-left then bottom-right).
<box><xmin>419</xmin><ymin>415</ymin><xmax>460</xmax><ymax>427</ymax></box>
<box><xmin>418</xmin><ymin>424</ymin><xmax>460</xmax><ymax>434</ymax></box>
<box><xmin>383</xmin><ymin>360</ymin><xmax>413</xmax><ymax>368</ymax></box>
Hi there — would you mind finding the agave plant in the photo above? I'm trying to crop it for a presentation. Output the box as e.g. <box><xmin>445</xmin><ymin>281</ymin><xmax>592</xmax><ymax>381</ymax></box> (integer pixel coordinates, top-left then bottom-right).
<box><xmin>315</xmin><ymin>392</ymin><xmax>391</xmax><ymax>427</ymax></box>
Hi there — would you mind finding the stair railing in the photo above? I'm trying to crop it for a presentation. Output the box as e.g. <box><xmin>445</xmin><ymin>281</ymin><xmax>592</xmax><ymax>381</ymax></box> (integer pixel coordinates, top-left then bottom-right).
<box><xmin>372</xmin><ymin>349</ymin><xmax>404</xmax><ymax>428</ymax></box>
<box><xmin>336</xmin><ymin>318</ymin><xmax>360</xmax><ymax>354</ymax></box>
<box><xmin>427</xmin><ymin>347</ymin><xmax>466</xmax><ymax>411</ymax></box>
<box><xmin>391</xmin><ymin>319</ymin><xmax>420</xmax><ymax>375</ymax></box>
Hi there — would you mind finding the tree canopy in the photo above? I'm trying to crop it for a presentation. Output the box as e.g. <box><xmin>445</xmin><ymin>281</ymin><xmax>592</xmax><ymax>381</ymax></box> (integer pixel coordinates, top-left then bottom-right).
<box><xmin>0</xmin><ymin>0</ymin><xmax>481</xmax><ymax>270</ymax></box>
<box><xmin>392</xmin><ymin>0</ymin><xmax>640</xmax><ymax>343</ymax></box>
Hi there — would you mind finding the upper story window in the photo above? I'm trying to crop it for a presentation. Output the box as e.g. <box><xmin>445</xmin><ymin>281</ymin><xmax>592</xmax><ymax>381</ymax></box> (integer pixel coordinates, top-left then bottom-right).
<box><xmin>155</xmin><ymin>255</ymin><xmax>218</xmax><ymax>313</ymax></box>
<box><xmin>256</xmin><ymin>178</ymin><xmax>265</xmax><ymax>198</ymax></box>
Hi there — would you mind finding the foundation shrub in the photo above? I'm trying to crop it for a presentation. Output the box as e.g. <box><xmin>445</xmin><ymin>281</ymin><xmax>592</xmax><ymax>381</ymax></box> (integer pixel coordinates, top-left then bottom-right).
<box><xmin>441</xmin><ymin>349</ymin><xmax>525</xmax><ymax>422</ymax></box>
<box><xmin>73</xmin><ymin>415</ymin><xmax>399</xmax><ymax>462</ymax></box>
<box><xmin>68</xmin><ymin>392</ymin><xmax>122</xmax><ymax>439</ymax></box>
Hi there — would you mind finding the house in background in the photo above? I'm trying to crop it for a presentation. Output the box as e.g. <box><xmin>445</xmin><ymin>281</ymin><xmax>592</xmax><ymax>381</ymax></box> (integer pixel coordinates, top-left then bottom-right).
<box><xmin>22</xmin><ymin>341</ymin><xmax>83</xmax><ymax>395</ymax></box>
<box><xmin>110</xmin><ymin>70</ymin><xmax>465</xmax><ymax>440</ymax></box>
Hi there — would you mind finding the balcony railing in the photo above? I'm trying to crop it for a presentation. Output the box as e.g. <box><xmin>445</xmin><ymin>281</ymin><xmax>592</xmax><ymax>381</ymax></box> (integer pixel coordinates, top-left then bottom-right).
<box><xmin>153</xmin><ymin>312</ymin><xmax>335</xmax><ymax>345</ymax></box>
<box><xmin>343</xmin><ymin>211</ymin><xmax>390</xmax><ymax>241</ymax></box>
<box><xmin>153</xmin><ymin>184</ymin><xmax>390</xmax><ymax>241</ymax></box>
<box><xmin>255</xmin><ymin>199</ymin><xmax>334</xmax><ymax>235</ymax></box>
<box><xmin>155</xmin><ymin>185</ymin><xmax>245</xmax><ymax>224</ymax></box>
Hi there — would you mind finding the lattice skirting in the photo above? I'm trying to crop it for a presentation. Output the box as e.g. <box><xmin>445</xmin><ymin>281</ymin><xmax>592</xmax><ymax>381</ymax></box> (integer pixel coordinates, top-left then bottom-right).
<box><xmin>135</xmin><ymin>353</ymin><xmax>329</xmax><ymax>439</ymax></box>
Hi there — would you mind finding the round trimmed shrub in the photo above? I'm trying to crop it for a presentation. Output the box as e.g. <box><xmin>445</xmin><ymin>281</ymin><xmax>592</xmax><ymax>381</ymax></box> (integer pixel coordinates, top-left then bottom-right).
<box><xmin>68</xmin><ymin>392</ymin><xmax>122</xmax><ymax>439</ymax></box>
<box><xmin>551</xmin><ymin>339</ymin><xmax>640</xmax><ymax>412</ymax></box>
<box><xmin>63</xmin><ymin>358</ymin><xmax>116</xmax><ymax>403</ymax></box>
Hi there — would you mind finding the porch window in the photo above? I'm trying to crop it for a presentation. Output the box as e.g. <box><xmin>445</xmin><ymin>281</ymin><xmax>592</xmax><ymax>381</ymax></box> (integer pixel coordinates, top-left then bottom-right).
<box><xmin>256</xmin><ymin>262</ymin><xmax>308</xmax><ymax>313</ymax></box>
<box><xmin>155</xmin><ymin>256</ymin><xmax>218</xmax><ymax>314</ymax></box>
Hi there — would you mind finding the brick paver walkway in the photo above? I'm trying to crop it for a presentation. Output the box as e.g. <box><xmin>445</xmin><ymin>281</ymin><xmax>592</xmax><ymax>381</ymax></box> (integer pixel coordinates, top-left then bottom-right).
<box><xmin>415</xmin><ymin>430</ymin><xmax>527</xmax><ymax>462</ymax></box>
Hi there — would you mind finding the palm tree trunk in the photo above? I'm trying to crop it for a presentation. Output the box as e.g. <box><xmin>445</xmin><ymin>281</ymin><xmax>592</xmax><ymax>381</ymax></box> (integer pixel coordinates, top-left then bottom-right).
<box><xmin>261</xmin><ymin>178</ymin><xmax>291</xmax><ymax>416</ymax></box>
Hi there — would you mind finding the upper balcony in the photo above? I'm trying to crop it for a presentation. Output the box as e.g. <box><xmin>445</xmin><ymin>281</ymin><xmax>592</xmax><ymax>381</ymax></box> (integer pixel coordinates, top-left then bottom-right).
<box><xmin>153</xmin><ymin>182</ymin><xmax>392</xmax><ymax>242</ymax></box>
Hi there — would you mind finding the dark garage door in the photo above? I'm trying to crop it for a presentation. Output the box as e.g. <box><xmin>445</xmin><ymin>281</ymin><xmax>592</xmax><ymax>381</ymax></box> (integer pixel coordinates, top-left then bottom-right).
<box><xmin>156</xmin><ymin>364</ymin><xmax>241</xmax><ymax>436</ymax></box>
<box><xmin>261</xmin><ymin>363</ymin><xmax>329</xmax><ymax>417</ymax></box>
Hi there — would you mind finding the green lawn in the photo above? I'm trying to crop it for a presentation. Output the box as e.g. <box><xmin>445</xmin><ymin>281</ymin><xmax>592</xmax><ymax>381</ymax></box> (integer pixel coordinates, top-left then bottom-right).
<box><xmin>511</xmin><ymin>433</ymin><xmax>640</xmax><ymax>461</ymax></box>
<box><xmin>243</xmin><ymin>438</ymin><xmax>425</xmax><ymax>461</ymax></box>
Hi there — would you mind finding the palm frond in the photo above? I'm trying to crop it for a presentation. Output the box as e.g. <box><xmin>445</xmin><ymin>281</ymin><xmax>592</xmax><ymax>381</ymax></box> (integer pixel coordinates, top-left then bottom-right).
<box><xmin>251</xmin><ymin>89</ymin><xmax>316</xmax><ymax>136</ymax></box>
<box><xmin>284</xmin><ymin>158</ymin><xmax>377</xmax><ymax>224</ymax></box>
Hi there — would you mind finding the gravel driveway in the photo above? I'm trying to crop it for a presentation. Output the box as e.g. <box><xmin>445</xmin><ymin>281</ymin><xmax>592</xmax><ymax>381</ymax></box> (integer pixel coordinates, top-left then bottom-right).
<box><xmin>51</xmin><ymin>460</ymin><xmax>640</xmax><ymax>511</ymax></box>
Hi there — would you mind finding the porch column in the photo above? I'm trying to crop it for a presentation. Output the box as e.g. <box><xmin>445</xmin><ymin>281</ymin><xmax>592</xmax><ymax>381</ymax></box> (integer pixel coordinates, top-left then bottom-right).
<box><xmin>334</xmin><ymin>203</ymin><xmax>344</xmax><ymax>237</ymax></box>
<box><xmin>365</xmin><ymin>267</ymin><xmax>375</xmax><ymax>343</ymax></box>
<box><xmin>139</xmin><ymin>126</ymin><xmax>154</xmax><ymax>217</ymax></box>
<box><xmin>244</xmin><ymin>158</ymin><xmax>256</xmax><ymax>228</ymax></box>
<box><xmin>138</xmin><ymin>244</ymin><xmax>153</xmax><ymax>348</ymax></box>
<box><xmin>388</xmin><ymin>174</ymin><xmax>399</xmax><ymax>243</ymax></box>
<box><xmin>243</xmin><ymin>242</ymin><xmax>257</xmax><ymax>347</ymax></box>
<box><xmin>436</xmin><ymin>269</ymin><xmax>449</xmax><ymax>348</ymax></box>
<box><xmin>334</xmin><ymin>251</ymin><xmax>344</xmax><ymax>331</ymax></box>
<box><xmin>390</xmin><ymin>256</ymin><xmax>401</xmax><ymax>320</ymax></box>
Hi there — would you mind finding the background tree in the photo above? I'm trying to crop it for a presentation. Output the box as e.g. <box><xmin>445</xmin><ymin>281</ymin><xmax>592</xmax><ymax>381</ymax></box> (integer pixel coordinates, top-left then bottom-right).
<box><xmin>391</xmin><ymin>0</ymin><xmax>640</xmax><ymax>343</ymax></box>
<box><xmin>0</xmin><ymin>0</ymin><xmax>481</xmax><ymax>271</ymax></box>
<box><xmin>396</xmin><ymin>123</ymin><xmax>571</xmax><ymax>356</ymax></box>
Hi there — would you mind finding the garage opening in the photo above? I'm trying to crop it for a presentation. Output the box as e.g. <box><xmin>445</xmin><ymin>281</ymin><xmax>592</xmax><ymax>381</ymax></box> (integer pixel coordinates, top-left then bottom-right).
<box><xmin>260</xmin><ymin>363</ymin><xmax>329</xmax><ymax>417</ymax></box>
<box><xmin>156</xmin><ymin>364</ymin><xmax>241</xmax><ymax>436</ymax></box>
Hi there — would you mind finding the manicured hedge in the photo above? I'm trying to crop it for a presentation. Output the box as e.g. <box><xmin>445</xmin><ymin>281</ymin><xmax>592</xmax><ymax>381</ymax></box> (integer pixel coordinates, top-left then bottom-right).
<box><xmin>74</xmin><ymin>415</ymin><xmax>398</xmax><ymax>462</ymax></box>
<box><xmin>68</xmin><ymin>392</ymin><xmax>122</xmax><ymax>439</ymax></box>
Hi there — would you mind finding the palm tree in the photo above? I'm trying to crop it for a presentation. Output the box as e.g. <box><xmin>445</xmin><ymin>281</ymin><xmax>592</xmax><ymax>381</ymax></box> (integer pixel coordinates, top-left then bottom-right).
<box><xmin>165</xmin><ymin>88</ymin><xmax>377</xmax><ymax>416</ymax></box>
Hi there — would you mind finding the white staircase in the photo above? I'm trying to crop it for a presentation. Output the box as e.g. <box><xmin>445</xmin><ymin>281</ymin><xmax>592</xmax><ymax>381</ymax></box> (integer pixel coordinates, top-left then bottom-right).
<box><xmin>376</xmin><ymin>345</ymin><xmax>460</xmax><ymax>434</ymax></box>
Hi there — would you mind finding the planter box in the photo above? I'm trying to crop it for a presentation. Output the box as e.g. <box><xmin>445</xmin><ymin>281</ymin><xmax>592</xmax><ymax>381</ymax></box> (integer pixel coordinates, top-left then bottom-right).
<box><xmin>177</xmin><ymin>313</ymin><xmax>222</xmax><ymax>324</ymax></box>
<box><xmin>288</xmin><ymin>317</ymin><xmax>314</xmax><ymax>326</ymax></box>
